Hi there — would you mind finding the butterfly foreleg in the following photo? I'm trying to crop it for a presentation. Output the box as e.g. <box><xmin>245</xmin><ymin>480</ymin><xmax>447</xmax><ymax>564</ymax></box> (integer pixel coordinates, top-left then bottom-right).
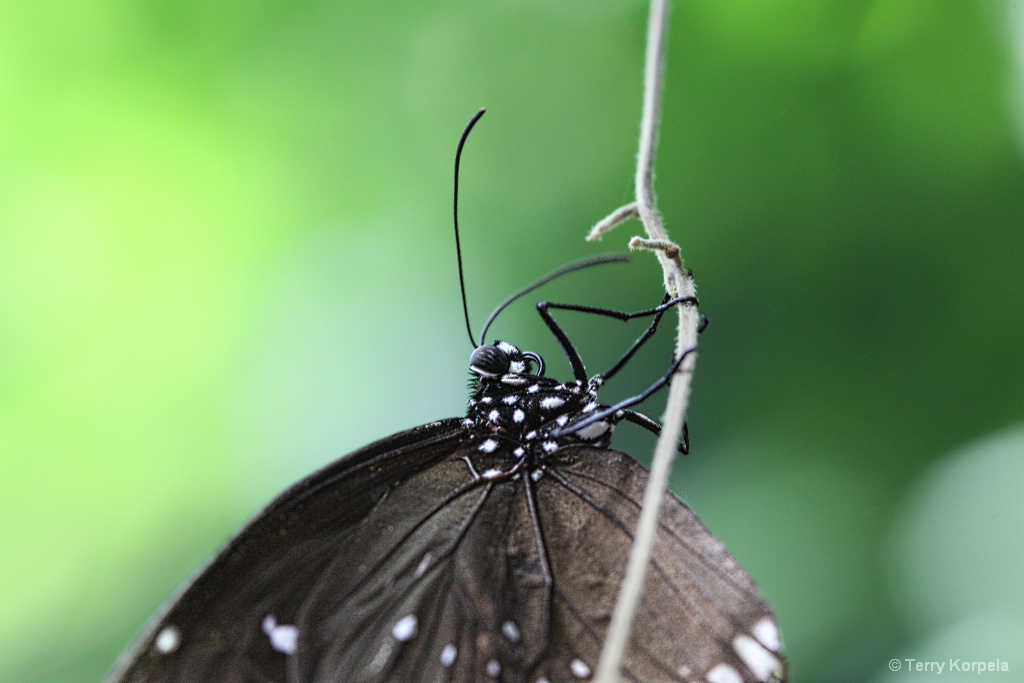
<box><xmin>550</xmin><ymin>345</ymin><xmax>696</xmax><ymax>442</ymax></box>
<box><xmin>619</xmin><ymin>410</ymin><xmax>690</xmax><ymax>454</ymax></box>
<box><xmin>535</xmin><ymin>294</ymin><xmax>698</xmax><ymax>384</ymax></box>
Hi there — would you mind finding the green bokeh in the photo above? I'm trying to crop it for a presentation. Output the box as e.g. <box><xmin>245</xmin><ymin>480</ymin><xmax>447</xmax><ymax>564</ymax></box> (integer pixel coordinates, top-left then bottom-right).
<box><xmin>2</xmin><ymin>2</ymin><xmax>1022</xmax><ymax>681</ymax></box>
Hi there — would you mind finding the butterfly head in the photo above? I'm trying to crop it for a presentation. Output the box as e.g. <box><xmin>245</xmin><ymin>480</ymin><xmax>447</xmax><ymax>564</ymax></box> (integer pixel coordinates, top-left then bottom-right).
<box><xmin>470</xmin><ymin>341</ymin><xmax>544</xmax><ymax>381</ymax></box>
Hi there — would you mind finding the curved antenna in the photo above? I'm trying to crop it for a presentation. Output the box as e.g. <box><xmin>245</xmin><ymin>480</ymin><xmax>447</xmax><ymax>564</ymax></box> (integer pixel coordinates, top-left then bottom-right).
<box><xmin>478</xmin><ymin>253</ymin><xmax>629</xmax><ymax>345</ymax></box>
<box><xmin>454</xmin><ymin>108</ymin><xmax>487</xmax><ymax>348</ymax></box>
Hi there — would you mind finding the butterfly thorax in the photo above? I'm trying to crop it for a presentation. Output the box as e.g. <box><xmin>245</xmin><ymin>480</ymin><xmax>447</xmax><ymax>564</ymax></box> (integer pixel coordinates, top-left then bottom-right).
<box><xmin>463</xmin><ymin>341</ymin><xmax>615</xmax><ymax>470</ymax></box>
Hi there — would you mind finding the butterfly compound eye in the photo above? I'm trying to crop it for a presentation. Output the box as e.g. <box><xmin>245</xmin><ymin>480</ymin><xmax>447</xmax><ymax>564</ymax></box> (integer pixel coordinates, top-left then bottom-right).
<box><xmin>470</xmin><ymin>345</ymin><xmax>510</xmax><ymax>377</ymax></box>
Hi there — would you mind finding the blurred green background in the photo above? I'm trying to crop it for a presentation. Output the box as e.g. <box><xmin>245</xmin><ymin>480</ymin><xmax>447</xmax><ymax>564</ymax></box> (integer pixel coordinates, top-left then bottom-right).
<box><xmin>2</xmin><ymin>1</ymin><xmax>1023</xmax><ymax>681</ymax></box>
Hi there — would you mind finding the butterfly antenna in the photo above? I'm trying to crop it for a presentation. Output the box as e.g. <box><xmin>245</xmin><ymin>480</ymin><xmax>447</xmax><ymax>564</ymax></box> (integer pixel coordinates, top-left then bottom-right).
<box><xmin>454</xmin><ymin>108</ymin><xmax>487</xmax><ymax>349</ymax></box>
<box><xmin>478</xmin><ymin>253</ymin><xmax>629</xmax><ymax>346</ymax></box>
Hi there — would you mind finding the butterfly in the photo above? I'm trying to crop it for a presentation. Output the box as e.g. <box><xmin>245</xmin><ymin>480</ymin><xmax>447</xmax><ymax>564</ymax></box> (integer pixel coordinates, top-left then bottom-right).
<box><xmin>106</xmin><ymin>111</ymin><xmax>786</xmax><ymax>683</ymax></box>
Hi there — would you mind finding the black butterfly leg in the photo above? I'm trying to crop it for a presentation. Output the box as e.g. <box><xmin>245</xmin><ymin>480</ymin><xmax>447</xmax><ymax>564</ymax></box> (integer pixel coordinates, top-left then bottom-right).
<box><xmin>535</xmin><ymin>294</ymin><xmax>698</xmax><ymax>383</ymax></box>
<box><xmin>620</xmin><ymin>410</ymin><xmax>690</xmax><ymax>455</ymax></box>
<box><xmin>551</xmin><ymin>345</ymin><xmax>696</xmax><ymax>439</ymax></box>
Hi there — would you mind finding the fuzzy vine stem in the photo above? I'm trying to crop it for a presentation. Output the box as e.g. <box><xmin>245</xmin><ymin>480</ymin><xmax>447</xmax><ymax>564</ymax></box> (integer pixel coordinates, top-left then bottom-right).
<box><xmin>591</xmin><ymin>0</ymin><xmax>700</xmax><ymax>681</ymax></box>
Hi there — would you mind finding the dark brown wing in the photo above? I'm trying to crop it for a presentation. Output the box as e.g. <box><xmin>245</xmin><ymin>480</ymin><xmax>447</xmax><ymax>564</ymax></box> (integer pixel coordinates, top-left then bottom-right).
<box><xmin>529</xmin><ymin>446</ymin><xmax>785</xmax><ymax>683</ymax></box>
<box><xmin>107</xmin><ymin>420</ymin><xmax>468</xmax><ymax>683</ymax></box>
<box><xmin>108</xmin><ymin>430</ymin><xmax>784</xmax><ymax>683</ymax></box>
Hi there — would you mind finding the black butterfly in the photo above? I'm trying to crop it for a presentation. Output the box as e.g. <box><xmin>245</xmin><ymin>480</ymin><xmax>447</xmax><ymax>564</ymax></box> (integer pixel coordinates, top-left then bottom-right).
<box><xmin>107</xmin><ymin>111</ymin><xmax>785</xmax><ymax>683</ymax></box>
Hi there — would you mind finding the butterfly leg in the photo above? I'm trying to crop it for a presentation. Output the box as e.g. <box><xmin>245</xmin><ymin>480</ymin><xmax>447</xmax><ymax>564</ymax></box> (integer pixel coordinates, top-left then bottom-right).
<box><xmin>620</xmin><ymin>410</ymin><xmax>690</xmax><ymax>454</ymax></box>
<box><xmin>551</xmin><ymin>345</ymin><xmax>696</xmax><ymax>440</ymax></box>
<box><xmin>535</xmin><ymin>294</ymin><xmax>698</xmax><ymax>384</ymax></box>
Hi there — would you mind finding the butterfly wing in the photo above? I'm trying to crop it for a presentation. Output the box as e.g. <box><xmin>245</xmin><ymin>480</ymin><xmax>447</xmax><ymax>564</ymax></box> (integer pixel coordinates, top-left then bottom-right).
<box><xmin>110</xmin><ymin>428</ymin><xmax>783</xmax><ymax>683</ymax></box>
<box><xmin>531</xmin><ymin>446</ymin><xmax>785</xmax><ymax>683</ymax></box>
<box><xmin>108</xmin><ymin>420</ymin><xmax>467</xmax><ymax>683</ymax></box>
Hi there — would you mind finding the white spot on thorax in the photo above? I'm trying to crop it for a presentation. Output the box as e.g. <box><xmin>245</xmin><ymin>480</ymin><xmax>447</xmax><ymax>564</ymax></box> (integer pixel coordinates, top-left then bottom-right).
<box><xmin>154</xmin><ymin>625</ymin><xmax>181</xmax><ymax>654</ymax></box>
<box><xmin>261</xmin><ymin>615</ymin><xmax>298</xmax><ymax>655</ymax></box>
<box><xmin>509</xmin><ymin>360</ymin><xmax>526</xmax><ymax>374</ymax></box>
<box><xmin>569</xmin><ymin>657</ymin><xmax>591</xmax><ymax>678</ymax></box>
<box><xmin>479</xmin><ymin>438</ymin><xmax>499</xmax><ymax>453</ymax></box>
<box><xmin>752</xmin><ymin>617</ymin><xmax>781</xmax><ymax>651</ymax></box>
<box><xmin>733</xmin><ymin>634</ymin><xmax>783</xmax><ymax>680</ymax></box>
<box><xmin>540</xmin><ymin>396</ymin><xmax>565</xmax><ymax>410</ymax></box>
<box><xmin>706</xmin><ymin>662</ymin><xmax>742</xmax><ymax>683</ymax></box>
<box><xmin>440</xmin><ymin>643</ymin><xmax>457</xmax><ymax>667</ymax></box>
<box><xmin>502</xmin><ymin>375</ymin><xmax>528</xmax><ymax>385</ymax></box>
<box><xmin>502</xmin><ymin>620</ymin><xmax>521</xmax><ymax>642</ymax></box>
<box><xmin>486</xmin><ymin>659</ymin><xmax>501</xmax><ymax>677</ymax></box>
<box><xmin>497</xmin><ymin>341</ymin><xmax>518</xmax><ymax>354</ymax></box>
<box><xmin>574</xmin><ymin>420</ymin><xmax>609</xmax><ymax>440</ymax></box>
<box><xmin>392</xmin><ymin>614</ymin><xmax>418</xmax><ymax>641</ymax></box>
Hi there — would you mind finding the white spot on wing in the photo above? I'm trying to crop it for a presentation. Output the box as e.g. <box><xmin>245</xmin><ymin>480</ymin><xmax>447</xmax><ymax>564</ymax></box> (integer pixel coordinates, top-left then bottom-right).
<box><xmin>440</xmin><ymin>643</ymin><xmax>457</xmax><ymax>667</ymax></box>
<box><xmin>513</xmin><ymin>409</ymin><xmax>526</xmax><ymax>423</ymax></box>
<box><xmin>414</xmin><ymin>553</ymin><xmax>432</xmax><ymax>578</ymax></box>
<box><xmin>487</xmin><ymin>659</ymin><xmax>501</xmax><ymax>677</ymax></box>
<box><xmin>570</xmin><ymin>658</ymin><xmax>591</xmax><ymax>678</ymax></box>
<box><xmin>367</xmin><ymin>640</ymin><xmax>393</xmax><ymax>673</ymax></box>
<box><xmin>261</xmin><ymin>615</ymin><xmax>298</xmax><ymax>655</ymax></box>
<box><xmin>502</xmin><ymin>620</ymin><xmax>521</xmax><ymax>642</ymax></box>
<box><xmin>531</xmin><ymin>468</ymin><xmax>544</xmax><ymax>481</ymax></box>
<box><xmin>503</xmin><ymin>394</ymin><xmax>519</xmax><ymax>404</ymax></box>
<box><xmin>733</xmin><ymin>634</ymin><xmax>783</xmax><ymax>681</ymax></box>
<box><xmin>479</xmin><ymin>438</ymin><xmax>499</xmax><ymax>453</ymax></box>
<box><xmin>392</xmin><ymin>614</ymin><xmax>418</xmax><ymax>642</ymax></box>
<box><xmin>556</xmin><ymin>415</ymin><xmax>569</xmax><ymax>426</ymax></box>
<box><xmin>542</xmin><ymin>441</ymin><xmax>558</xmax><ymax>453</ymax></box>
<box><xmin>513</xmin><ymin>447</ymin><xmax>525</xmax><ymax>458</ymax></box>
<box><xmin>706</xmin><ymin>662</ymin><xmax>742</xmax><ymax>683</ymax></box>
<box><xmin>481</xmin><ymin>468</ymin><xmax>503</xmax><ymax>480</ymax></box>
<box><xmin>154</xmin><ymin>625</ymin><xmax>181</xmax><ymax>654</ymax></box>
<box><xmin>582</xmin><ymin>402</ymin><xmax>598</xmax><ymax>413</ymax></box>
<box><xmin>527</xmin><ymin>384</ymin><xmax>540</xmax><ymax>393</ymax></box>
<box><xmin>752</xmin><ymin>617</ymin><xmax>781</xmax><ymax>651</ymax></box>
<box><xmin>488</xmin><ymin>409</ymin><xmax>500</xmax><ymax>422</ymax></box>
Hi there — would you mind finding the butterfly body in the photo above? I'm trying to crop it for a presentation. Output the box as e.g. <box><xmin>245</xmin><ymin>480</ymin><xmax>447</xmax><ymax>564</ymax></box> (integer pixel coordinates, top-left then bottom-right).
<box><xmin>109</xmin><ymin>340</ymin><xmax>784</xmax><ymax>683</ymax></box>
